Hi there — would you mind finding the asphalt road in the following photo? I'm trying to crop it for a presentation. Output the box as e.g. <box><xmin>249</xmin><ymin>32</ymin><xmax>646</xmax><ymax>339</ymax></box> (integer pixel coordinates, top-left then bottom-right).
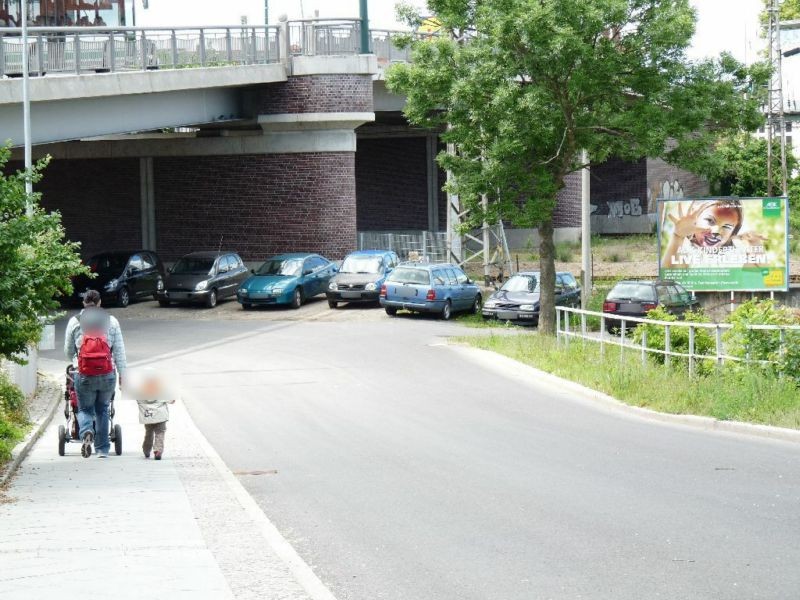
<box><xmin>43</xmin><ymin>300</ymin><xmax>800</xmax><ymax>600</ymax></box>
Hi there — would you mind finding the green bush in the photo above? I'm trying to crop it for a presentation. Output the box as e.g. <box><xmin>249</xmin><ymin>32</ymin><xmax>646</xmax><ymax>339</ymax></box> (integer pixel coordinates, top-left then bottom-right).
<box><xmin>723</xmin><ymin>299</ymin><xmax>800</xmax><ymax>384</ymax></box>
<box><xmin>0</xmin><ymin>371</ymin><xmax>26</xmax><ymax>462</ymax></box>
<box><xmin>632</xmin><ymin>306</ymin><xmax>715</xmax><ymax>373</ymax></box>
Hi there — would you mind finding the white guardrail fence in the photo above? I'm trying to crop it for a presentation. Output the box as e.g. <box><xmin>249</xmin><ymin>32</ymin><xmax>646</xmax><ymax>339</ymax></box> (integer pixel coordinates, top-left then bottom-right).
<box><xmin>556</xmin><ymin>306</ymin><xmax>800</xmax><ymax>377</ymax></box>
<box><xmin>0</xmin><ymin>20</ymin><xmax>415</xmax><ymax>77</ymax></box>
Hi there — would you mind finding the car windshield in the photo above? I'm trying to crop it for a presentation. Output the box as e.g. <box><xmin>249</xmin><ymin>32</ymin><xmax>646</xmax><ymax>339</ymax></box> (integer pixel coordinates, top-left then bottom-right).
<box><xmin>341</xmin><ymin>255</ymin><xmax>383</xmax><ymax>274</ymax></box>
<box><xmin>256</xmin><ymin>258</ymin><xmax>303</xmax><ymax>277</ymax></box>
<box><xmin>172</xmin><ymin>257</ymin><xmax>214</xmax><ymax>275</ymax></box>
<box><xmin>387</xmin><ymin>267</ymin><xmax>430</xmax><ymax>285</ymax></box>
<box><xmin>501</xmin><ymin>274</ymin><xmax>539</xmax><ymax>293</ymax></box>
<box><xmin>89</xmin><ymin>254</ymin><xmax>129</xmax><ymax>274</ymax></box>
<box><xmin>608</xmin><ymin>282</ymin><xmax>657</xmax><ymax>302</ymax></box>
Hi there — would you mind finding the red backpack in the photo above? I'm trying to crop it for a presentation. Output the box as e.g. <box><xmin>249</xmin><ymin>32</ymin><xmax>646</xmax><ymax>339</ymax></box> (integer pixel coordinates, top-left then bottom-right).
<box><xmin>77</xmin><ymin>308</ymin><xmax>113</xmax><ymax>376</ymax></box>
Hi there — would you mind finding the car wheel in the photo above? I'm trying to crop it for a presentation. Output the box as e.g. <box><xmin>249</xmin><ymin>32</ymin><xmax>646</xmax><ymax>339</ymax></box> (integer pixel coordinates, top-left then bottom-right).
<box><xmin>471</xmin><ymin>294</ymin><xmax>483</xmax><ymax>314</ymax></box>
<box><xmin>205</xmin><ymin>289</ymin><xmax>218</xmax><ymax>309</ymax></box>
<box><xmin>441</xmin><ymin>300</ymin><xmax>452</xmax><ymax>320</ymax></box>
<box><xmin>158</xmin><ymin>300</ymin><xmax>170</xmax><ymax>307</ymax></box>
<box><xmin>242</xmin><ymin>303</ymin><xmax>252</xmax><ymax>310</ymax></box>
<box><xmin>291</xmin><ymin>288</ymin><xmax>303</xmax><ymax>309</ymax></box>
<box><xmin>117</xmin><ymin>286</ymin><xmax>130</xmax><ymax>308</ymax></box>
<box><xmin>385</xmin><ymin>307</ymin><xmax>398</xmax><ymax>316</ymax></box>
<box><xmin>328</xmin><ymin>300</ymin><xmax>338</xmax><ymax>309</ymax></box>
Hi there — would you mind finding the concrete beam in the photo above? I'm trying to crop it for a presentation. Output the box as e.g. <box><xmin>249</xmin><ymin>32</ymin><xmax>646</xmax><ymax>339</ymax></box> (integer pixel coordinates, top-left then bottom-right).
<box><xmin>0</xmin><ymin>63</ymin><xmax>287</xmax><ymax>105</ymax></box>
<box><xmin>10</xmin><ymin>128</ymin><xmax>363</xmax><ymax>159</ymax></box>
<box><xmin>0</xmin><ymin>88</ymin><xmax>240</xmax><ymax>147</ymax></box>
<box><xmin>258</xmin><ymin>112</ymin><xmax>375</xmax><ymax>132</ymax></box>
<box><xmin>290</xmin><ymin>54</ymin><xmax>377</xmax><ymax>77</ymax></box>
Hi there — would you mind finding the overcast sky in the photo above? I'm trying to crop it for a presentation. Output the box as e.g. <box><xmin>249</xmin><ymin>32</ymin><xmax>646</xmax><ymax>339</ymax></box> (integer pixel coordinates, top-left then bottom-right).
<box><xmin>136</xmin><ymin>0</ymin><xmax>765</xmax><ymax>63</ymax></box>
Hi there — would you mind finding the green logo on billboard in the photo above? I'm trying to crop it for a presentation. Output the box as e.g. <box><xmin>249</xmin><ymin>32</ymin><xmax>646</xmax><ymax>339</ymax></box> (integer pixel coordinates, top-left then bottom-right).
<box><xmin>762</xmin><ymin>198</ymin><xmax>782</xmax><ymax>217</ymax></box>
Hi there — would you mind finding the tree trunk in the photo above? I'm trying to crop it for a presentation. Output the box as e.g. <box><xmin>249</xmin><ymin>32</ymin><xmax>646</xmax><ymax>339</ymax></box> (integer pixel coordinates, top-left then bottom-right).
<box><xmin>538</xmin><ymin>217</ymin><xmax>557</xmax><ymax>335</ymax></box>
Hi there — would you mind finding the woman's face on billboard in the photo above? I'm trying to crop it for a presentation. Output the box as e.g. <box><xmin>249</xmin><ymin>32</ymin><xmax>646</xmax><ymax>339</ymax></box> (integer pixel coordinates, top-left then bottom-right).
<box><xmin>690</xmin><ymin>205</ymin><xmax>739</xmax><ymax>248</ymax></box>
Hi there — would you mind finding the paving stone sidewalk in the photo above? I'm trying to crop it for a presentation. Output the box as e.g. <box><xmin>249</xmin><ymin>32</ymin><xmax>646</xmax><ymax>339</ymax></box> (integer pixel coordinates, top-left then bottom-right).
<box><xmin>0</xmin><ymin>362</ymin><xmax>320</xmax><ymax>600</ymax></box>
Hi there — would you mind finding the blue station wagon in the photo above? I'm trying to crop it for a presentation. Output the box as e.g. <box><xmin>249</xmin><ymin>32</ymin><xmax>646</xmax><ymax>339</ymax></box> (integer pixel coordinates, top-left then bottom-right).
<box><xmin>380</xmin><ymin>262</ymin><xmax>482</xmax><ymax>320</ymax></box>
<box><xmin>237</xmin><ymin>253</ymin><xmax>338</xmax><ymax>309</ymax></box>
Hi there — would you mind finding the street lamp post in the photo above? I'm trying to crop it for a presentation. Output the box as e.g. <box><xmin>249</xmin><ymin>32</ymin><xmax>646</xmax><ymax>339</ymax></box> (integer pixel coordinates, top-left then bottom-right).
<box><xmin>359</xmin><ymin>0</ymin><xmax>370</xmax><ymax>54</ymax></box>
<box><xmin>264</xmin><ymin>0</ymin><xmax>268</xmax><ymax>25</ymax></box>
<box><xmin>21</xmin><ymin>0</ymin><xmax>33</xmax><ymax>213</ymax></box>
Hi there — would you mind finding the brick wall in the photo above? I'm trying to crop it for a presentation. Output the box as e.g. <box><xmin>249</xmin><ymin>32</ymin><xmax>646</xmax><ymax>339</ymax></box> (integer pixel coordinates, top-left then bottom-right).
<box><xmin>19</xmin><ymin>158</ymin><xmax>142</xmax><ymax>259</ymax></box>
<box><xmin>590</xmin><ymin>157</ymin><xmax>648</xmax><ymax>217</ymax></box>
<box><xmin>646</xmin><ymin>158</ymin><xmax>709</xmax><ymax>211</ymax></box>
<box><xmin>246</xmin><ymin>75</ymin><xmax>374</xmax><ymax>115</ymax></box>
<box><xmin>356</xmin><ymin>137</ymin><xmax>430</xmax><ymax>231</ymax></box>
<box><xmin>552</xmin><ymin>170</ymin><xmax>583</xmax><ymax>228</ymax></box>
<box><xmin>153</xmin><ymin>153</ymin><xmax>357</xmax><ymax>262</ymax></box>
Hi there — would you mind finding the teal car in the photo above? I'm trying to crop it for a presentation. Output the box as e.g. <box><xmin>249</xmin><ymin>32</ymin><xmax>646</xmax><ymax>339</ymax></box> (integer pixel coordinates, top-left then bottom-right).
<box><xmin>237</xmin><ymin>253</ymin><xmax>338</xmax><ymax>309</ymax></box>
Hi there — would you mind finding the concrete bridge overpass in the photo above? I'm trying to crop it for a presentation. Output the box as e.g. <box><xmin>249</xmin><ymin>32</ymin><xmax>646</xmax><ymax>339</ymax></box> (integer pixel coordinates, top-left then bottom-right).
<box><xmin>0</xmin><ymin>21</ymin><xmax>406</xmax><ymax>146</ymax></box>
<box><xmin>1</xmin><ymin>20</ymin><xmax>695</xmax><ymax>264</ymax></box>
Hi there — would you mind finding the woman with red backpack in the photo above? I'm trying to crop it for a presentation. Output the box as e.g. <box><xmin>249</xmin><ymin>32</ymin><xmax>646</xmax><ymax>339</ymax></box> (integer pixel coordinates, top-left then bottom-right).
<box><xmin>64</xmin><ymin>289</ymin><xmax>127</xmax><ymax>458</ymax></box>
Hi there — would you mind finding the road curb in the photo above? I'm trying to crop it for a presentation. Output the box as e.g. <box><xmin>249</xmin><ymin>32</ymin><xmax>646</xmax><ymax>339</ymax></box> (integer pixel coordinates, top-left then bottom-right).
<box><xmin>0</xmin><ymin>373</ymin><xmax>62</xmax><ymax>488</ymax></box>
<box><xmin>449</xmin><ymin>344</ymin><xmax>800</xmax><ymax>445</ymax></box>
<box><xmin>175</xmin><ymin>396</ymin><xmax>339</xmax><ymax>600</ymax></box>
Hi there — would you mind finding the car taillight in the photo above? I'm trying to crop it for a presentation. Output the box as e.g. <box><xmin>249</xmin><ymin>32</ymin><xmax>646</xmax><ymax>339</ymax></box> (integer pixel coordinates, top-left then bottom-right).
<box><xmin>642</xmin><ymin>303</ymin><xmax>657</xmax><ymax>312</ymax></box>
<box><xmin>379</xmin><ymin>284</ymin><xmax>387</xmax><ymax>298</ymax></box>
<box><xmin>426</xmin><ymin>289</ymin><xmax>436</xmax><ymax>301</ymax></box>
<box><xmin>603</xmin><ymin>301</ymin><xmax>617</xmax><ymax>312</ymax></box>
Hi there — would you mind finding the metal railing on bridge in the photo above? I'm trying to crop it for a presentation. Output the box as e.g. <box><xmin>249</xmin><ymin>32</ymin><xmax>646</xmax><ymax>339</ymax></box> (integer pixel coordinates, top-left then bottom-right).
<box><xmin>0</xmin><ymin>20</ymin><xmax>417</xmax><ymax>78</ymax></box>
<box><xmin>0</xmin><ymin>25</ymin><xmax>282</xmax><ymax>76</ymax></box>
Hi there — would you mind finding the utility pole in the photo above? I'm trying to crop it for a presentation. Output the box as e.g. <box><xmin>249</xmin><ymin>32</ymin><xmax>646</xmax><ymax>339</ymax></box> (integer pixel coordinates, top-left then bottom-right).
<box><xmin>359</xmin><ymin>0</ymin><xmax>370</xmax><ymax>53</ymax></box>
<box><xmin>21</xmin><ymin>0</ymin><xmax>33</xmax><ymax>213</ymax></box>
<box><xmin>580</xmin><ymin>150</ymin><xmax>591</xmax><ymax>308</ymax></box>
<box><xmin>767</xmin><ymin>0</ymin><xmax>789</xmax><ymax>196</ymax></box>
<box><xmin>264</xmin><ymin>0</ymin><xmax>268</xmax><ymax>25</ymax></box>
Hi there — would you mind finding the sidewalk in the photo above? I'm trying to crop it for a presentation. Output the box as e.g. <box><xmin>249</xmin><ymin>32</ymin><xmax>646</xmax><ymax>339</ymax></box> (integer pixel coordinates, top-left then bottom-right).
<box><xmin>0</xmin><ymin>360</ymin><xmax>331</xmax><ymax>600</ymax></box>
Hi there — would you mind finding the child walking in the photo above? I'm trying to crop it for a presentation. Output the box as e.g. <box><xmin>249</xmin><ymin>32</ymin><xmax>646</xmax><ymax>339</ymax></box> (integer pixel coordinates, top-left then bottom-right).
<box><xmin>135</xmin><ymin>370</ymin><xmax>175</xmax><ymax>460</ymax></box>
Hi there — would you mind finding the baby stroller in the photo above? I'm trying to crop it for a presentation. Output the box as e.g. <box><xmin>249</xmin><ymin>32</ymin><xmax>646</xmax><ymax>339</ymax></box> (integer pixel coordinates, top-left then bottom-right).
<box><xmin>58</xmin><ymin>365</ymin><xmax>122</xmax><ymax>456</ymax></box>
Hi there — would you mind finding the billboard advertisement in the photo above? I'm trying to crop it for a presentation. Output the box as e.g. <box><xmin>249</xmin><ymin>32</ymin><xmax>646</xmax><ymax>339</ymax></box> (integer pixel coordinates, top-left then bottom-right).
<box><xmin>658</xmin><ymin>197</ymin><xmax>789</xmax><ymax>292</ymax></box>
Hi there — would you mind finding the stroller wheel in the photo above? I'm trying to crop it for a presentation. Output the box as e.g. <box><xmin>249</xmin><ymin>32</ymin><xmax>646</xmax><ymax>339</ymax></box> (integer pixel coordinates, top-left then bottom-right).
<box><xmin>114</xmin><ymin>424</ymin><xmax>122</xmax><ymax>456</ymax></box>
<box><xmin>58</xmin><ymin>425</ymin><xmax>66</xmax><ymax>457</ymax></box>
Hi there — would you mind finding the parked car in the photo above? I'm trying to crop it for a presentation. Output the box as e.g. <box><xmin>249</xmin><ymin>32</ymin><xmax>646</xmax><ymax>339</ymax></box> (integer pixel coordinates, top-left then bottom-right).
<box><xmin>237</xmin><ymin>253</ymin><xmax>338</xmax><ymax>309</ymax></box>
<box><xmin>482</xmin><ymin>271</ymin><xmax>581</xmax><ymax>325</ymax></box>
<box><xmin>326</xmin><ymin>250</ymin><xmax>399</xmax><ymax>308</ymax></box>
<box><xmin>157</xmin><ymin>251</ymin><xmax>249</xmax><ymax>308</ymax></box>
<box><xmin>380</xmin><ymin>262</ymin><xmax>482</xmax><ymax>320</ymax></box>
<box><xmin>69</xmin><ymin>250</ymin><xmax>165</xmax><ymax>308</ymax></box>
<box><xmin>602</xmin><ymin>279</ymin><xmax>700</xmax><ymax>329</ymax></box>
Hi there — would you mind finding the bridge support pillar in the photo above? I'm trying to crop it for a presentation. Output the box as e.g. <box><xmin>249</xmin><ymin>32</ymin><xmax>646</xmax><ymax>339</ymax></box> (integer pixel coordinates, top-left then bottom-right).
<box><xmin>140</xmin><ymin>157</ymin><xmax>156</xmax><ymax>251</ymax></box>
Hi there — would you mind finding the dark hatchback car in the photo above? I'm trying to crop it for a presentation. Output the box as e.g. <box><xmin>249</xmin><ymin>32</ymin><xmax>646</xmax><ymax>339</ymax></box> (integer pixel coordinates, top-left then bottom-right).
<box><xmin>602</xmin><ymin>279</ymin><xmax>699</xmax><ymax>329</ymax></box>
<box><xmin>482</xmin><ymin>271</ymin><xmax>581</xmax><ymax>325</ymax></box>
<box><xmin>157</xmin><ymin>251</ymin><xmax>249</xmax><ymax>308</ymax></box>
<box><xmin>70</xmin><ymin>250</ymin><xmax>165</xmax><ymax>307</ymax></box>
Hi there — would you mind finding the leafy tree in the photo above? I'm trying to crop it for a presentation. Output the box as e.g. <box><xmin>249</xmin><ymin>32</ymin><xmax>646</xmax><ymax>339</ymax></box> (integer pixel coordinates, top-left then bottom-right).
<box><xmin>760</xmin><ymin>0</ymin><xmax>800</xmax><ymax>24</ymax></box>
<box><xmin>691</xmin><ymin>133</ymin><xmax>797</xmax><ymax>196</ymax></box>
<box><xmin>0</xmin><ymin>145</ymin><xmax>87</xmax><ymax>362</ymax></box>
<box><xmin>387</xmin><ymin>0</ymin><xmax>767</xmax><ymax>334</ymax></box>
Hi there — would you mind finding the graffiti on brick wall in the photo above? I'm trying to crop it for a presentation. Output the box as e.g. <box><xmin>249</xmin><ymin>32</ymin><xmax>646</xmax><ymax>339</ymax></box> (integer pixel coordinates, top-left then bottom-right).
<box><xmin>607</xmin><ymin>198</ymin><xmax>643</xmax><ymax>218</ymax></box>
<box><xmin>648</xmin><ymin>179</ymin><xmax>685</xmax><ymax>210</ymax></box>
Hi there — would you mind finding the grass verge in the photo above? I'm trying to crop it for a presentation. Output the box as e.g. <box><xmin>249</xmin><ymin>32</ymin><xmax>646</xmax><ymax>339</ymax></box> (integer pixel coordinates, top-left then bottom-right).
<box><xmin>459</xmin><ymin>333</ymin><xmax>800</xmax><ymax>430</ymax></box>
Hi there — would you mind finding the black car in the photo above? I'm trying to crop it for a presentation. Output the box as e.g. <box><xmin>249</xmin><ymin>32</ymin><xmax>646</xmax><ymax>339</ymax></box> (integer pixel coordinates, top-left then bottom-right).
<box><xmin>602</xmin><ymin>279</ymin><xmax>700</xmax><ymax>329</ymax></box>
<box><xmin>70</xmin><ymin>250</ymin><xmax>165</xmax><ymax>307</ymax></box>
<box><xmin>482</xmin><ymin>271</ymin><xmax>581</xmax><ymax>325</ymax></box>
<box><xmin>157</xmin><ymin>251</ymin><xmax>249</xmax><ymax>308</ymax></box>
